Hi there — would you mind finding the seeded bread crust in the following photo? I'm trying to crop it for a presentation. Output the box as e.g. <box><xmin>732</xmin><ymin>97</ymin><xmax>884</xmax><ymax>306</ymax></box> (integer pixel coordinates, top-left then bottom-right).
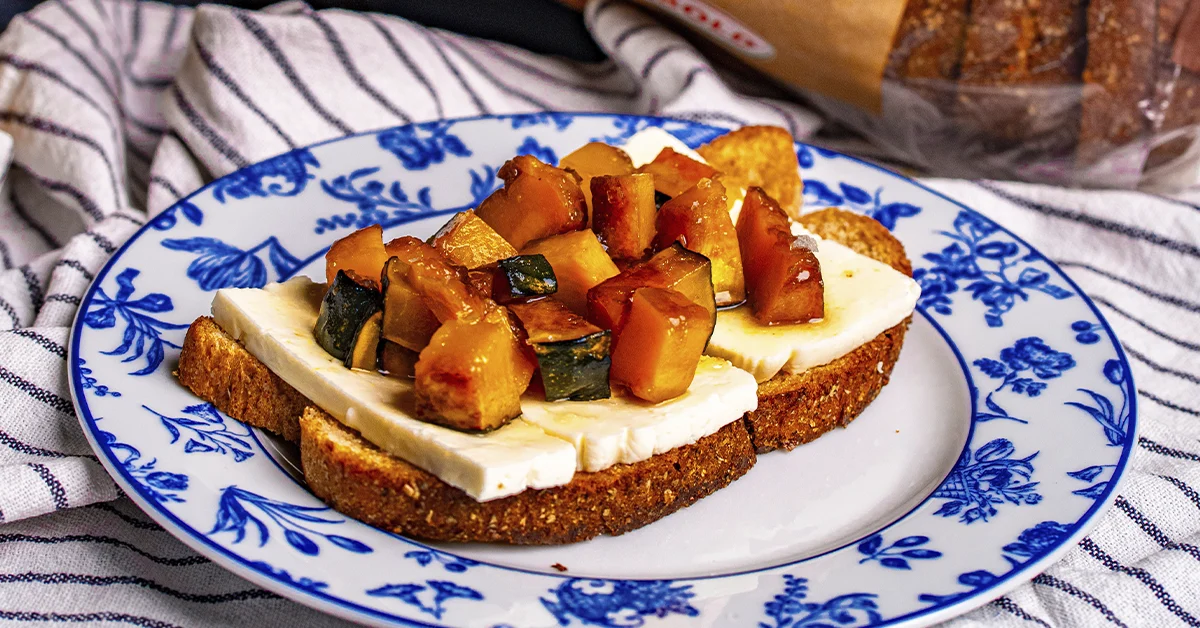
<box><xmin>301</xmin><ymin>407</ymin><xmax>754</xmax><ymax>544</ymax></box>
<box><xmin>175</xmin><ymin>207</ymin><xmax>912</xmax><ymax>542</ymax></box>
<box><xmin>743</xmin><ymin>208</ymin><xmax>914</xmax><ymax>453</ymax></box>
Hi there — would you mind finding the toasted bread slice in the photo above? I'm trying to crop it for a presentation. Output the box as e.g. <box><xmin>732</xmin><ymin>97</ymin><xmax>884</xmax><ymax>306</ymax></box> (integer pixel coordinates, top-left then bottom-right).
<box><xmin>176</xmin><ymin>207</ymin><xmax>912</xmax><ymax>542</ymax></box>
<box><xmin>178</xmin><ymin>316</ymin><xmax>756</xmax><ymax>544</ymax></box>
<box><xmin>745</xmin><ymin>208</ymin><xmax>913</xmax><ymax>452</ymax></box>
<box><xmin>303</xmin><ymin>408</ymin><xmax>754</xmax><ymax>544</ymax></box>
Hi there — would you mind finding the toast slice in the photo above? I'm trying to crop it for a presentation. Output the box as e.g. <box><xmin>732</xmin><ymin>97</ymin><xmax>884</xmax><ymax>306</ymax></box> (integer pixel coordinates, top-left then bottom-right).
<box><xmin>176</xmin><ymin>208</ymin><xmax>912</xmax><ymax>543</ymax></box>
<box><xmin>746</xmin><ymin>208</ymin><xmax>913</xmax><ymax>452</ymax></box>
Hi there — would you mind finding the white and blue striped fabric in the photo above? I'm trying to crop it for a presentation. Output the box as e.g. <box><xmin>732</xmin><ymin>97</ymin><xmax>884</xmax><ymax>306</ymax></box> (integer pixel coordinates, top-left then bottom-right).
<box><xmin>0</xmin><ymin>0</ymin><xmax>1196</xmax><ymax>625</ymax></box>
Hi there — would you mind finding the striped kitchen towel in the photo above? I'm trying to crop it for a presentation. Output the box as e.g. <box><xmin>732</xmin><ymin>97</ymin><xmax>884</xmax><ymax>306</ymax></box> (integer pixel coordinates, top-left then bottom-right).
<box><xmin>0</xmin><ymin>0</ymin><xmax>1196</xmax><ymax>625</ymax></box>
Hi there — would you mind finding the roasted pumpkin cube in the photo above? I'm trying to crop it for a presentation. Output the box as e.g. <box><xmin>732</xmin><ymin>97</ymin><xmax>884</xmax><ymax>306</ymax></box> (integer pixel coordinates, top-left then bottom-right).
<box><xmin>587</xmin><ymin>244</ymin><xmax>716</xmax><ymax>332</ymax></box>
<box><xmin>414</xmin><ymin>309</ymin><xmax>535</xmax><ymax>431</ymax></box>
<box><xmin>325</xmin><ymin>224</ymin><xmax>389</xmax><ymax>286</ymax></box>
<box><xmin>385</xmin><ymin>236</ymin><xmax>490</xmax><ymax>322</ymax></box>
<box><xmin>475</xmin><ymin>155</ymin><xmax>587</xmax><ymax>250</ymax></box>
<box><xmin>509</xmin><ymin>299</ymin><xmax>611</xmax><ymax>402</ymax></box>
<box><xmin>609</xmin><ymin>287</ymin><xmax>711</xmax><ymax>402</ymax></box>
<box><xmin>381</xmin><ymin>256</ymin><xmax>442</xmax><ymax>351</ymax></box>
<box><xmin>314</xmin><ymin>270</ymin><xmax>383</xmax><ymax>361</ymax></box>
<box><xmin>591</xmin><ymin>173</ymin><xmax>656</xmax><ymax>259</ymax></box>
<box><xmin>736</xmin><ymin>187</ymin><xmax>824</xmax><ymax>324</ymax></box>
<box><xmin>698</xmin><ymin>126</ymin><xmax>803</xmax><ymax>219</ymax></box>
<box><xmin>429</xmin><ymin>209</ymin><xmax>518</xmax><ymax>269</ymax></box>
<box><xmin>378</xmin><ymin>340</ymin><xmax>418</xmax><ymax>378</ymax></box>
<box><xmin>645</xmin><ymin>244</ymin><xmax>717</xmax><ymax>321</ymax></box>
<box><xmin>653</xmin><ymin>178</ymin><xmax>746</xmax><ymax>306</ymax></box>
<box><xmin>559</xmin><ymin>142</ymin><xmax>634</xmax><ymax>211</ymax></box>
<box><xmin>491</xmin><ymin>254</ymin><xmax>557</xmax><ymax>303</ymax></box>
<box><xmin>520</xmin><ymin>230</ymin><xmax>619</xmax><ymax>315</ymax></box>
<box><xmin>637</xmin><ymin>147</ymin><xmax>719</xmax><ymax>197</ymax></box>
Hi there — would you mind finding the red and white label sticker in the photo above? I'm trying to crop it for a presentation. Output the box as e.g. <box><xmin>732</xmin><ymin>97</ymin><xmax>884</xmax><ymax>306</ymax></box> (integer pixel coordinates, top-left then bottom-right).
<box><xmin>640</xmin><ymin>0</ymin><xmax>776</xmax><ymax>60</ymax></box>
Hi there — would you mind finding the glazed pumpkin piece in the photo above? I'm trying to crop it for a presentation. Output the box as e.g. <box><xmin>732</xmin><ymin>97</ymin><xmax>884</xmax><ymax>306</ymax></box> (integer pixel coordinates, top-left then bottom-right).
<box><xmin>475</xmin><ymin>155</ymin><xmax>588</xmax><ymax>250</ymax></box>
<box><xmin>429</xmin><ymin>209</ymin><xmax>517</xmax><ymax>269</ymax></box>
<box><xmin>491</xmin><ymin>254</ymin><xmax>558</xmax><ymax>303</ymax></box>
<box><xmin>591</xmin><ymin>173</ymin><xmax>657</xmax><ymax>260</ymax></box>
<box><xmin>559</xmin><ymin>142</ymin><xmax>635</xmax><ymax>211</ymax></box>
<box><xmin>586</xmin><ymin>244</ymin><xmax>715</xmax><ymax>332</ymax></box>
<box><xmin>314</xmin><ymin>270</ymin><xmax>383</xmax><ymax>361</ymax></box>
<box><xmin>645</xmin><ymin>245</ymin><xmax>717</xmax><ymax>321</ymax></box>
<box><xmin>509</xmin><ymin>299</ymin><xmax>611</xmax><ymax>402</ymax></box>
<box><xmin>414</xmin><ymin>308</ymin><xmax>535</xmax><ymax>431</ymax></box>
<box><xmin>697</xmin><ymin>126</ymin><xmax>803</xmax><ymax>219</ymax></box>
<box><xmin>520</xmin><ymin>230</ymin><xmax>619</xmax><ymax>315</ymax></box>
<box><xmin>653</xmin><ymin>178</ymin><xmax>746</xmax><ymax>306</ymax></box>
<box><xmin>325</xmin><ymin>224</ymin><xmax>389</xmax><ymax>286</ymax></box>
<box><xmin>381</xmin><ymin>257</ymin><xmax>441</xmax><ymax>351</ymax></box>
<box><xmin>378</xmin><ymin>340</ymin><xmax>418</xmax><ymax>378</ymax></box>
<box><xmin>636</xmin><ymin>147</ymin><xmax>719</xmax><ymax>197</ymax></box>
<box><xmin>384</xmin><ymin>236</ymin><xmax>490</xmax><ymax>322</ymax></box>
<box><xmin>736</xmin><ymin>187</ymin><xmax>824</xmax><ymax>324</ymax></box>
<box><xmin>609</xmin><ymin>287</ymin><xmax>712</xmax><ymax>403</ymax></box>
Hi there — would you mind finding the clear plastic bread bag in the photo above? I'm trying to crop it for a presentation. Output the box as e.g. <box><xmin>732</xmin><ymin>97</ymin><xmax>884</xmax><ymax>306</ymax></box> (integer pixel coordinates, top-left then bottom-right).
<box><xmin>626</xmin><ymin>0</ymin><xmax>1200</xmax><ymax>192</ymax></box>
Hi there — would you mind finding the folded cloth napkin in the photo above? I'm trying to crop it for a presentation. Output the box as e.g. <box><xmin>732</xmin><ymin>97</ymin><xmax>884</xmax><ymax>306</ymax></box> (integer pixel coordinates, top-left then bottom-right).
<box><xmin>0</xmin><ymin>0</ymin><xmax>1196</xmax><ymax>625</ymax></box>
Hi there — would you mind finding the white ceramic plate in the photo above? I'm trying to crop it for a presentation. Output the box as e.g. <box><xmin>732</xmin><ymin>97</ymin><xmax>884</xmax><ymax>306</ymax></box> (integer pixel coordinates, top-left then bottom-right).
<box><xmin>69</xmin><ymin>114</ymin><xmax>1137</xmax><ymax>627</ymax></box>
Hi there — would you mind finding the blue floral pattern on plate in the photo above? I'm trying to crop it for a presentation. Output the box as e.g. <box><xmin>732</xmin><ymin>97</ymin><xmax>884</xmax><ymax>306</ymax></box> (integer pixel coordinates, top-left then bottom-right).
<box><xmin>68</xmin><ymin>114</ymin><xmax>1137</xmax><ymax>628</ymax></box>
<box><xmin>82</xmin><ymin>268</ymin><xmax>187</xmax><ymax>376</ymax></box>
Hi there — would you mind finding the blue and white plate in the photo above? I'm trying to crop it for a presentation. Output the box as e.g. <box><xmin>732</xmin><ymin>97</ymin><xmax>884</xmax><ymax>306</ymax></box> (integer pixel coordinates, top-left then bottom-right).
<box><xmin>69</xmin><ymin>114</ymin><xmax>1137</xmax><ymax>627</ymax></box>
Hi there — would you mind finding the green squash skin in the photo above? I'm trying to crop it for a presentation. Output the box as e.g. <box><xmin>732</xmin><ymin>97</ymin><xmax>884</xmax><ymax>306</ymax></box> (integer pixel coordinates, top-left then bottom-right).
<box><xmin>314</xmin><ymin>271</ymin><xmax>382</xmax><ymax>361</ymax></box>
<box><xmin>496</xmin><ymin>254</ymin><xmax>558</xmax><ymax>299</ymax></box>
<box><xmin>533</xmin><ymin>330</ymin><xmax>612</xmax><ymax>402</ymax></box>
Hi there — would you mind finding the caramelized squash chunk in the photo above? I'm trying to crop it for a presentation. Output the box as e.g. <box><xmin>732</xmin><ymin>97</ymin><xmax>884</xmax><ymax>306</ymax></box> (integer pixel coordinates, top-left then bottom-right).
<box><xmin>325</xmin><ymin>224</ymin><xmax>389</xmax><ymax>286</ymax></box>
<box><xmin>491</xmin><ymin>254</ymin><xmax>557</xmax><ymax>303</ymax></box>
<box><xmin>736</xmin><ymin>187</ymin><xmax>824</xmax><ymax>324</ymax></box>
<box><xmin>429</xmin><ymin>209</ymin><xmax>517</xmax><ymax>269</ymax></box>
<box><xmin>509</xmin><ymin>299</ymin><xmax>611</xmax><ymax>402</ymax></box>
<box><xmin>653</xmin><ymin>178</ymin><xmax>746</xmax><ymax>305</ymax></box>
<box><xmin>559</xmin><ymin>142</ymin><xmax>634</xmax><ymax>211</ymax></box>
<box><xmin>521</xmin><ymin>230</ymin><xmax>619</xmax><ymax>315</ymax></box>
<box><xmin>378</xmin><ymin>341</ymin><xmax>418</xmax><ymax>378</ymax></box>
<box><xmin>381</xmin><ymin>257</ymin><xmax>441</xmax><ymax>351</ymax></box>
<box><xmin>637</xmin><ymin>147</ymin><xmax>719</xmax><ymax>197</ymax></box>
<box><xmin>586</xmin><ymin>244</ymin><xmax>715</xmax><ymax>332</ymax></box>
<box><xmin>314</xmin><ymin>270</ymin><xmax>382</xmax><ymax>361</ymax></box>
<box><xmin>476</xmin><ymin>155</ymin><xmax>587</xmax><ymax>250</ymax></box>
<box><xmin>609</xmin><ymin>287</ymin><xmax>711</xmax><ymax>402</ymax></box>
<box><xmin>698</xmin><ymin>126</ymin><xmax>803</xmax><ymax>219</ymax></box>
<box><xmin>385</xmin><ymin>236</ymin><xmax>490</xmax><ymax>322</ymax></box>
<box><xmin>591</xmin><ymin>173</ymin><xmax>656</xmax><ymax>259</ymax></box>
<box><xmin>414</xmin><ymin>309</ymin><xmax>535</xmax><ymax>431</ymax></box>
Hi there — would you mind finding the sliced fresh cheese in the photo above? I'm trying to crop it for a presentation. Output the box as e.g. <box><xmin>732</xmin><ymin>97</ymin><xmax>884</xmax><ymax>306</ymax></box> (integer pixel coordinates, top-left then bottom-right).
<box><xmin>619</xmin><ymin>128</ymin><xmax>921</xmax><ymax>383</ymax></box>
<box><xmin>522</xmin><ymin>357</ymin><xmax>758</xmax><ymax>472</ymax></box>
<box><xmin>212</xmin><ymin>277</ymin><xmax>759</xmax><ymax>499</ymax></box>
<box><xmin>212</xmin><ymin>278</ymin><xmax>576</xmax><ymax>502</ymax></box>
<box><xmin>620</xmin><ymin>127</ymin><xmax>705</xmax><ymax>166</ymax></box>
<box><xmin>707</xmin><ymin>227</ymin><xmax>921</xmax><ymax>382</ymax></box>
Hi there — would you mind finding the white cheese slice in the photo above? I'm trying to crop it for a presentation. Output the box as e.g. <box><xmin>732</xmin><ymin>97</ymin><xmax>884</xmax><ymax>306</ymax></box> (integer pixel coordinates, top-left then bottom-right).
<box><xmin>620</xmin><ymin>127</ymin><xmax>705</xmax><ymax>167</ymax></box>
<box><xmin>707</xmin><ymin>227</ymin><xmax>921</xmax><ymax>382</ymax></box>
<box><xmin>212</xmin><ymin>277</ymin><xmax>759</xmax><ymax>499</ymax></box>
<box><xmin>212</xmin><ymin>278</ymin><xmax>577</xmax><ymax>501</ymax></box>
<box><xmin>521</xmin><ymin>357</ymin><xmax>758</xmax><ymax>472</ymax></box>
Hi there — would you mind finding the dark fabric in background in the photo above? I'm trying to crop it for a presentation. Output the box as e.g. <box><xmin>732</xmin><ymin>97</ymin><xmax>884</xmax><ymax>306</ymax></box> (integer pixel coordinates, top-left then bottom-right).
<box><xmin>0</xmin><ymin>0</ymin><xmax>605</xmax><ymax>61</ymax></box>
